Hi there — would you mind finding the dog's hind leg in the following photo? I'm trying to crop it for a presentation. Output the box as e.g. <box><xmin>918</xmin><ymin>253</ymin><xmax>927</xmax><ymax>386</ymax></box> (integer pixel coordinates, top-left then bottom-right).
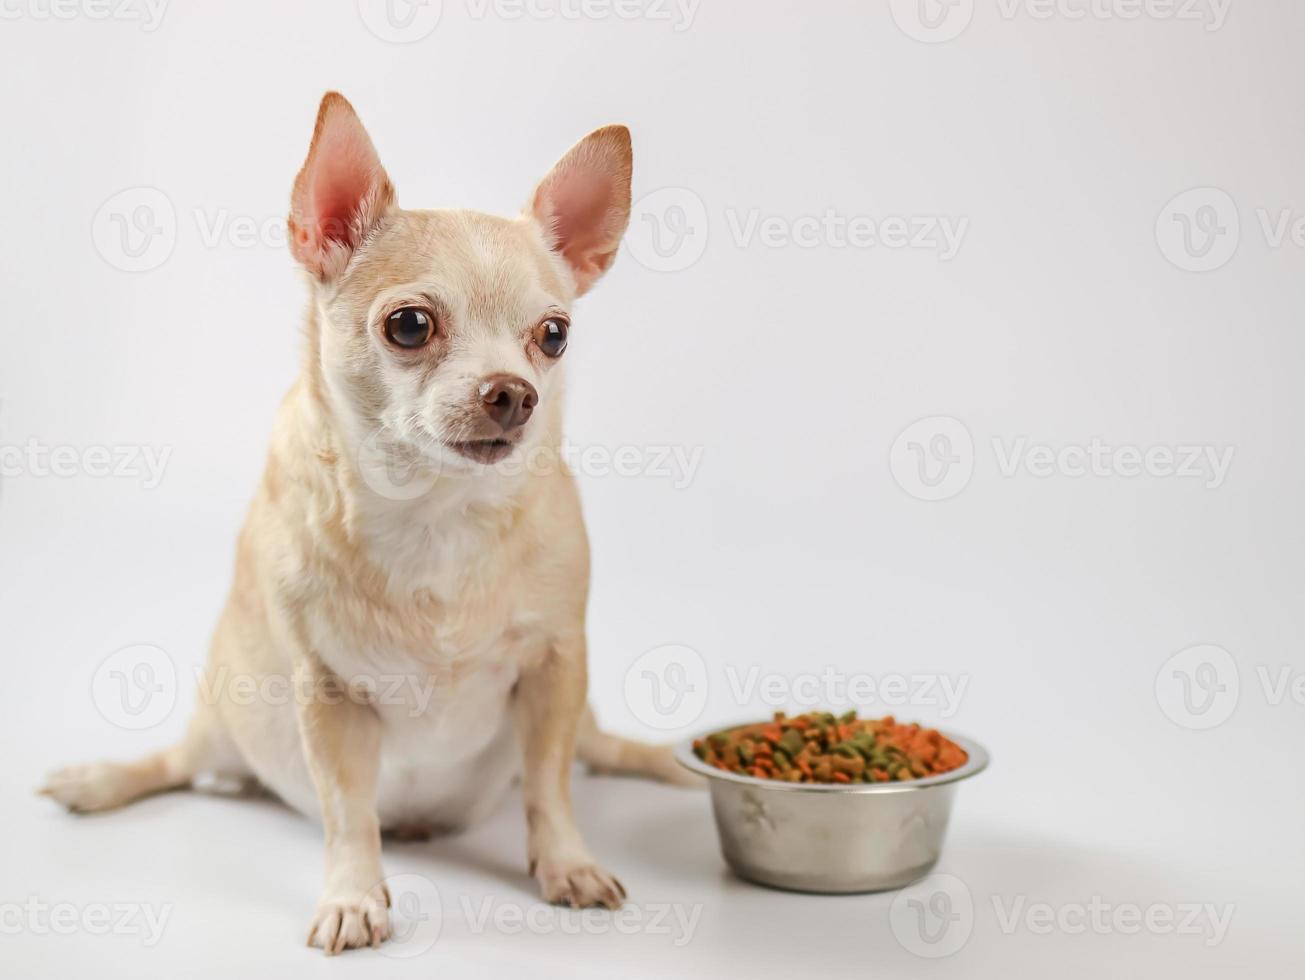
<box><xmin>40</xmin><ymin>701</ymin><xmax>246</xmax><ymax>813</ymax></box>
<box><xmin>575</xmin><ymin>706</ymin><xmax>703</xmax><ymax>788</ymax></box>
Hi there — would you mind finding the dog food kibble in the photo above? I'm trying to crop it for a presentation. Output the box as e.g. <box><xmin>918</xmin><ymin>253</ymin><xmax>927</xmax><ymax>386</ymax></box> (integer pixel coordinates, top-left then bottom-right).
<box><xmin>692</xmin><ymin>712</ymin><xmax>967</xmax><ymax>783</ymax></box>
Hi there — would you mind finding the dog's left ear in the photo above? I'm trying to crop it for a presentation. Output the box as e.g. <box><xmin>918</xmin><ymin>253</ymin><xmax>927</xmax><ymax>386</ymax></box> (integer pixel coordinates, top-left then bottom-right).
<box><xmin>529</xmin><ymin>125</ymin><xmax>633</xmax><ymax>296</ymax></box>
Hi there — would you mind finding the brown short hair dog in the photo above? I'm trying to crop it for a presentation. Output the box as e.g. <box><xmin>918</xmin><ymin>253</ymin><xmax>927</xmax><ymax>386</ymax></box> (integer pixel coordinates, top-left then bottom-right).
<box><xmin>43</xmin><ymin>92</ymin><xmax>691</xmax><ymax>955</ymax></box>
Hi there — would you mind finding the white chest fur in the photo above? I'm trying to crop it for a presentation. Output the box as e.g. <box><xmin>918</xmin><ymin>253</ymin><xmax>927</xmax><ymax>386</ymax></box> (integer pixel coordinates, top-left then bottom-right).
<box><xmin>304</xmin><ymin>482</ymin><xmax>547</xmax><ymax>828</ymax></box>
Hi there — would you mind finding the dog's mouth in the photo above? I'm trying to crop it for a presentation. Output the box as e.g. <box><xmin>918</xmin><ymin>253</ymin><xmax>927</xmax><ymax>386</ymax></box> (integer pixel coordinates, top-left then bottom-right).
<box><xmin>446</xmin><ymin>437</ymin><xmax>519</xmax><ymax>465</ymax></box>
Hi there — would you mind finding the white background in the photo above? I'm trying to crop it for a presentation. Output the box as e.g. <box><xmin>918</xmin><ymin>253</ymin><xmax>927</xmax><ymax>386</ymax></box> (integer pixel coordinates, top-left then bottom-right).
<box><xmin>2</xmin><ymin>0</ymin><xmax>1302</xmax><ymax>976</ymax></box>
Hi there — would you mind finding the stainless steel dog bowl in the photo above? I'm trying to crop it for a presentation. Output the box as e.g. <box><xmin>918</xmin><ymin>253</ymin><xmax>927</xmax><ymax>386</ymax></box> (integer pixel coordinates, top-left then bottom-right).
<box><xmin>675</xmin><ymin>730</ymin><xmax>988</xmax><ymax>894</ymax></box>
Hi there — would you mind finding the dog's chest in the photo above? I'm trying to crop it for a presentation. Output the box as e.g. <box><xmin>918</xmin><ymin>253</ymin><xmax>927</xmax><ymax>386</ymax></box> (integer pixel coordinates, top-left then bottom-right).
<box><xmin>308</xmin><ymin>507</ymin><xmax>548</xmax><ymax>754</ymax></box>
<box><xmin>311</xmin><ymin>579</ymin><xmax>546</xmax><ymax>701</ymax></box>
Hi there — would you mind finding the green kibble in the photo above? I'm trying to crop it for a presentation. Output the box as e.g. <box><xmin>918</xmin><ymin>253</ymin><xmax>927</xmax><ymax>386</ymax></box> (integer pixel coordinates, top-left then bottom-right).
<box><xmin>779</xmin><ymin>729</ymin><xmax>806</xmax><ymax>757</ymax></box>
<box><xmin>849</xmin><ymin>734</ymin><xmax>877</xmax><ymax>758</ymax></box>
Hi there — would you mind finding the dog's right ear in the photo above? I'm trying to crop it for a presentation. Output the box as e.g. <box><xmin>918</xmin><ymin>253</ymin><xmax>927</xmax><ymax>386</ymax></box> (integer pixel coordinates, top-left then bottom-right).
<box><xmin>288</xmin><ymin>92</ymin><xmax>395</xmax><ymax>281</ymax></box>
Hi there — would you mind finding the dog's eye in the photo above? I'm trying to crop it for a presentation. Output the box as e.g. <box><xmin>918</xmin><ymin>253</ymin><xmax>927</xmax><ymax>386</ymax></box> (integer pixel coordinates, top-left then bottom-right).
<box><xmin>536</xmin><ymin>317</ymin><xmax>568</xmax><ymax>358</ymax></box>
<box><xmin>384</xmin><ymin>307</ymin><xmax>435</xmax><ymax>349</ymax></box>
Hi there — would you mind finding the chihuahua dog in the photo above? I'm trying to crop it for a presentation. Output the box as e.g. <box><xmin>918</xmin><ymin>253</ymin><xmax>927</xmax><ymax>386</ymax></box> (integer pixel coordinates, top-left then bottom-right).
<box><xmin>41</xmin><ymin>92</ymin><xmax>690</xmax><ymax>954</ymax></box>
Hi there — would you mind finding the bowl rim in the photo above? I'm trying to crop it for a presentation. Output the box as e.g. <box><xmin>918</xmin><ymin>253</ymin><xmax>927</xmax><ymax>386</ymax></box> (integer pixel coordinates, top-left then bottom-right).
<box><xmin>674</xmin><ymin>724</ymin><xmax>989</xmax><ymax>795</ymax></box>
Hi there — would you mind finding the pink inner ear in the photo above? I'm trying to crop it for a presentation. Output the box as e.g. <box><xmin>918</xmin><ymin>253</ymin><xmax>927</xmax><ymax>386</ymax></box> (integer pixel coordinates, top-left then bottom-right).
<box><xmin>310</xmin><ymin>132</ymin><xmax>378</xmax><ymax>245</ymax></box>
<box><xmin>289</xmin><ymin>95</ymin><xmax>394</xmax><ymax>279</ymax></box>
<box><xmin>548</xmin><ymin>173</ymin><xmax>612</xmax><ymax>256</ymax></box>
<box><xmin>530</xmin><ymin>126</ymin><xmax>632</xmax><ymax>296</ymax></box>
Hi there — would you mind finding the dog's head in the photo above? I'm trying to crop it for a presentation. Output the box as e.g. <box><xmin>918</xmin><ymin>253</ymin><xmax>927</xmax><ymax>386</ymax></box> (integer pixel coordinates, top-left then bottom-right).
<box><xmin>288</xmin><ymin>92</ymin><xmax>631</xmax><ymax>479</ymax></box>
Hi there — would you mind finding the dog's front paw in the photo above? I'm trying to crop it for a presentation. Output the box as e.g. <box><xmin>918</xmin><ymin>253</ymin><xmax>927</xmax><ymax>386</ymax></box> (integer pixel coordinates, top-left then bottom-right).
<box><xmin>533</xmin><ymin>859</ymin><xmax>625</xmax><ymax>909</ymax></box>
<box><xmin>307</xmin><ymin>883</ymin><xmax>391</xmax><ymax>955</ymax></box>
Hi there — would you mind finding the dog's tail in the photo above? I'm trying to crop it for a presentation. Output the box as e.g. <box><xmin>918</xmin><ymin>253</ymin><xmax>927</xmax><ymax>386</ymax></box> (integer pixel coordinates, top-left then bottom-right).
<box><xmin>576</xmin><ymin>707</ymin><xmax>703</xmax><ymax>787</ymax></box>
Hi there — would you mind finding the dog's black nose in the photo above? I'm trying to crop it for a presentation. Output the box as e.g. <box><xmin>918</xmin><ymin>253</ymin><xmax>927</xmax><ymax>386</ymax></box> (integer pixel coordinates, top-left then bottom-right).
<box><xmin>478</xmin><ymin>374</ymin><xmax>538</xmax><ymax>432</ymax></box>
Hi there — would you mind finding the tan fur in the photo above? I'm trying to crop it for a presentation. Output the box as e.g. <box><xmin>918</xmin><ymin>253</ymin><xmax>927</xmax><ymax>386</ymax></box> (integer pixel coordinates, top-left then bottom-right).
<box><xmin>41</xmin><ymin>92</ymin><xmax>695</xmax><ymax>956</ymax></box>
